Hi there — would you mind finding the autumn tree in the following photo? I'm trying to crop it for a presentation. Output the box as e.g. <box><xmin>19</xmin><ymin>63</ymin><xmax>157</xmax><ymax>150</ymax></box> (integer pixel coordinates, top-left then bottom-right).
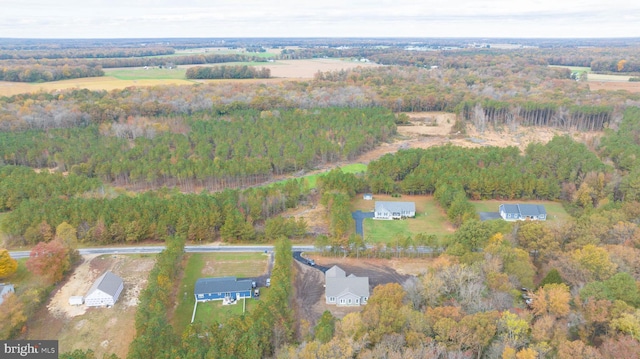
<box><xmin>25</xmin><ymin>239</ymin><xmax>71</xmax><ymax>284</ymax></box>
<box><xmin>0</xmin><ymin>292</ymin><xmax>26</xmax><ymax>339</ymax></box>
<box><xmin>0</xmin><ymin>248</ymin><xmax>18</xmax><ymax>278</ymax></box>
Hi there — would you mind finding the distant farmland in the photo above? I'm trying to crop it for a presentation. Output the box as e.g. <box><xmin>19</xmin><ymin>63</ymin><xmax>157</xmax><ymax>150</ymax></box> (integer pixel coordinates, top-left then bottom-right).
<box><xmin>0</xmin><ymin>58</ymin><xmax>380</xmax><ymax>97</ymax></box>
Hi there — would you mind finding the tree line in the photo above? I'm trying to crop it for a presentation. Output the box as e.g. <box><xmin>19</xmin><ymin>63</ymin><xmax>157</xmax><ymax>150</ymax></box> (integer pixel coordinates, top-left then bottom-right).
<box><xmin>186</xmin><ymin>65</ymin><xmax>271</xmax><ymax>79</ymax></box>
<box><xmin>0</xmin><ymin>108</ymin><xmax>396</xmax><ymax>189</ymax></box>
<box><xmin>0</xmin><ymin>64</ymin><xmax>104</xmax><ymax>82</ymax></box>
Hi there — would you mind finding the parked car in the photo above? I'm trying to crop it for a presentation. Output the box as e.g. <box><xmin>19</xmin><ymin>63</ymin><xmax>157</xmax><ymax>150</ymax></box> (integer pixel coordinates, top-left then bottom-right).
<box><xmin>254</xmin><ymin>288</ymin><xmax>260</xmax><ymax>297</ymax></box>
<box><xmin>266</xmin><ymin>278</ymin><xmax>271</xmax><ymax>287</ymax></box>
<box><xmin>252</xmin><ymin>281</ymin><xmax>257</xmax><ymax>288</ymax></box>
<box><xmin>307</xmin><ymin>259</ymin><xmax>315</xmax><ymax>266</ymax></box>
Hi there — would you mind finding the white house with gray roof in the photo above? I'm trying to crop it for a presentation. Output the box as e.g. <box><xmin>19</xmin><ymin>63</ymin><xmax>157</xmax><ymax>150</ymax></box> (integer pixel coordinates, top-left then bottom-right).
<box><xmin>325</xmin><ymin>266</ymin><xmax>369</xmax><ymax>306</ymax></box>
<box><xmin>0</xmin><ymin>283</ymin><xmax>15</xmax><ymax>305</ymax></box>
<box><xmin>85</xmin><ymin>271</ymin><xmax>124</xmax><ymax>307</ymax></box>
<box><xmin>374</xmin><ymin>201</ymin><xmax>416</xmax><ymax>220</ymax></box>
<box><xmin>499</xmin><ymin>204</ymin><xmax>547</xmax><ymax>221</ymax></box>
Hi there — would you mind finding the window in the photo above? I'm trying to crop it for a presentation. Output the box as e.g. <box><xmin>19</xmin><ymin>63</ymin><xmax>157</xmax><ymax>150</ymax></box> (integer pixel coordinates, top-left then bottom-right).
<box><xmin>340</xmin><ymin>299</ymin><xmax>346</xmax><ymax>304</ymax></box>
<box><xmin>329</xmin><ymin>297</ymin><xmax>335</xmax><ymax>302</ymax></box>
<box><xmin>355</xmin><ymin>299</ymin><xmax>360</xmax><ymax>304</ymax></box>
<box><xmin>197</xmin><ymin>294</ymin><xmax>204</xmax><ymax>298</ymax></box>
<box><xmin>348</xmin><ymin>299</ymin><xmax>352</xmax><ymax>304</ymax></box>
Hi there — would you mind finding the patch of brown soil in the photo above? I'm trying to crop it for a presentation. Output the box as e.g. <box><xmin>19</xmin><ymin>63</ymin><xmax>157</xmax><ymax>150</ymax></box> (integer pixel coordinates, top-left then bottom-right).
<box><xmin>589</xmin><ymin>81</ymin><xmax>640</xmax><ymax>93</ymax></box>
<box><xmin>25</xmin><ymin>254</ymin><xmax>155</xmax><ymax>358</ymax></box>
<box><xmin>293</xmin><ymin>256</ymin><xmax>413</xmax><ymax>332</ymax></box>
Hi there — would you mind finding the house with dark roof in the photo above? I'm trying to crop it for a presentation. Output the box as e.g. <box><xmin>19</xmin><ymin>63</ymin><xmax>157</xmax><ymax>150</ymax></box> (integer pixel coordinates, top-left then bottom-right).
<box><xmin>374</xmin><ymin>201</ymin><xmax>416</xmax><ymax>220</ymax></box>
<box><xmin>499</xmin><ymin>204</ymin><xmax>547</xmax><ymax>221</ymax></box>
<box><xmin>194</xmin><ymin>277</ymin><xmax>253</xmax><ymax>302</ymax></box>
<box><xmin>0</xmin><ymin>283</ymin><xmax>15</xmax><ymax>305</ymax></box>
<box><xmin>325</xmin><ymin>266</ymin><xmax>369</xmax><ymax>306</ymax></box>
<box><xmin>85</xmin><ymin>271</ymin><xmax>124</xmax><ymax>307</ymax></box>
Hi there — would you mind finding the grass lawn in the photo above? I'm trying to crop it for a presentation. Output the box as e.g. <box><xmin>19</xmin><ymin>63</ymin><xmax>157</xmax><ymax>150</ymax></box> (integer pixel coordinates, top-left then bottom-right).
<box><xmin>355</xmin><ymin>195</ymin><xmax>454</xmax><ymax>243</ymax></box>
<box><xmin>470</xmin><ymin>200</ymin><xmax>571</xmax><ymax>222</ymax></box>
<box><xmin>304</xmin><ymin>163</ymin><xmax>367</xmax><ymax>189</ymax></box>
<box><xmin>173</xmin><ymin>252</ymin><xmax>269</xmax><ymax>333</ymax></box>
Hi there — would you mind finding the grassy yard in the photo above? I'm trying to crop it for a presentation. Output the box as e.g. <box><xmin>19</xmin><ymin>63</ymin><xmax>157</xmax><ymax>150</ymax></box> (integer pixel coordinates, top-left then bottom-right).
<box><xmin>470</xmin><ymin>200</ymin><xmax>571</xmax><ymax>222</ymax></box>
<box><xmin>104</xmin><ymin>67</ymin><xmax>189</xmax><ymax>80</ymax></box>
<box><xmin>354</xmin><ymin>195</ymin><xmax>454</xmax><ymax>244</ymax></box>
<box><xmin>173</xmin><ymin>252</ymin><xmax>269</xmax><ymax>333</ymax></box>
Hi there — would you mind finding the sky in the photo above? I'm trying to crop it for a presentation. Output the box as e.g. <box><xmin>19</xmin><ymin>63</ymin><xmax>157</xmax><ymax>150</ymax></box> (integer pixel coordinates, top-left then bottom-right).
<box><xmin>2</xmin><ymin>0</ymin><xmax>639</xmax><ymax>39</ymax></box>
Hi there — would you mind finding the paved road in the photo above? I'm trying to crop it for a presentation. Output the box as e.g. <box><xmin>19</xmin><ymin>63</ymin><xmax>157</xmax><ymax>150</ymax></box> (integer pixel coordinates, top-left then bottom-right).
<box><xmin>9</xmin><ymin>244</ymin><xmax>316</xmax><ymax>259</ymax></box>
<box><xmin>293</xmin><ymin>251</ymin><xmax>329</xmax><ymax>273</ymax></box>
<box><xmin>352</xmin><ymin>210</ymin><xmax>374</xmax><ymax>236</ymax></box>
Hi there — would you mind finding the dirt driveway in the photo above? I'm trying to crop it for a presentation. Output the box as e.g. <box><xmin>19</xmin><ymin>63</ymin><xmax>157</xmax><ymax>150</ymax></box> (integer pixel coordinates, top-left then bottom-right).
<box><xmin>23</xmin><ymin>254</ymin><xmax>155</xmax><ymax>358</ymax></box>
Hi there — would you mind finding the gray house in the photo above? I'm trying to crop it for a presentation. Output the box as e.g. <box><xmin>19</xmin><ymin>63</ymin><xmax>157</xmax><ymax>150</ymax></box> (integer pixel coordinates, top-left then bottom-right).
<box><xmin>0</xmin><ymin>283</ymin><xmax>15</xmax><ymax>305</ymax></box>
<box><xmin>194</xmin><ymin>277</ymin><xmax>253</xmax><ymax>302</ymax></box>
<box><xmin>85</xmin><ymin>271</ymin><xmax>124</xmax><ymax>307</ymax></box>
<box><xmin>325</xmin><ymin>266</ymin><xmax>369</xmax><ymax>306</ymax></box>
<box><xmin>374</xmin><ymin>201</ymin><xmax>416</xmax><ymax>220</ymax></box>
<box><xmin>499</xmin><ymin>204</ymin><xmax>547</xmax><ymax>221</ymax></box>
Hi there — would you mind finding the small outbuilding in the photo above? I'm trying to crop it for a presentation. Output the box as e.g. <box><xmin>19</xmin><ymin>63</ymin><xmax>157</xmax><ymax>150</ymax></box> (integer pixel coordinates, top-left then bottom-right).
<box><xmin>194</xmin><ymin>277</ymin><xmax>253</xmax><ymax>302</ymax></box>
<box><xmin>69</xmin><ymin>296</ymin><xmax>84</xmax><ymax>306</ymax></box>
<box><xmin>363</xmin><ymin>193</ymin><xmax>373</xmax><ymax>200</ymax></box>
<box><xmin>85</xmin><ymin>271</ymin><xmax>124</xmax><ymax>307</ymax></box>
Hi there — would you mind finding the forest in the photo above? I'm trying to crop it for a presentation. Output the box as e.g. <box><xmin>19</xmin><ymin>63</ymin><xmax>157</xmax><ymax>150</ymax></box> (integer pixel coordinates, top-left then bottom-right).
<box><xmin>3</xmin><ymin>39</ymin><xmax>640</xmax><ymax>358</ymax></box>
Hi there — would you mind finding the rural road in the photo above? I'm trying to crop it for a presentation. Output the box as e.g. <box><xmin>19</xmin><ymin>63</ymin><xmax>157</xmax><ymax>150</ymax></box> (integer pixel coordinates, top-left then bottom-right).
<box><xmin>9</xmin><ymin>244</ymin><xmax>316</xmax><ymax>259</ymax></box>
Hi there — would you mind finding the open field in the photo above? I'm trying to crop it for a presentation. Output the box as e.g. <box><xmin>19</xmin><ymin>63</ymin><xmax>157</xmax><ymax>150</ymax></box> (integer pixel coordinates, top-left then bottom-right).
<box><xmin>173</xmin><ymin>252</ymin><xmax>269</xmax><ymax>333</ymax></box>
<box><xmin>588</xmin><ymin>81</ymin><xmax>640</xmax><ymax>93</ymax></box>
<box><xmin>352</xmin><ymin>194</ymin><xmax>455</xmax><ymax>243</ymax></box>
<box><xmin>548</xmin><ymin>65</ymin><xmax>591</xmax><ymax>73</ymax></box>
<box><xmin>470</xmin><ymin>199</ymin><xmax>571</xmax><ymax>222</ymax></box>
<box><xmin>22</xmin><ymin>254</ymin><xmax>155</xmax><ymax>358</ymax></box>
<box><xmin>0</xmin><ymin>58</ymin><xmax>380</xmax><ymax>97</ymax></box>
<box><xmin>303</xmin><ymin>163</ymin><xmax>367</xmax><ymax>189</ymax></box>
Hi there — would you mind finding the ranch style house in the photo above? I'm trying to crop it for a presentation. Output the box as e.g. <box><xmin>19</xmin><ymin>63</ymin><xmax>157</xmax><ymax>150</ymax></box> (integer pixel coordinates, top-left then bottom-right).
<box><xmin>194</xmin><ymin>276</ymin><xmax>253</xmax><ymax>302</ymax></box>
<box><xmin>374</xmin><ymin>201</ymin><xmax>416</xmax><ymax>219</ymax></box>
<box><xmin>325</xmin><ymin>266</ymin><xmax>370</xmax><ymax>306</ymax></box>
<box><xmin>499</xmin><ymin>204</ymin><xmax>547</xmax><ymax>221</ymax></box>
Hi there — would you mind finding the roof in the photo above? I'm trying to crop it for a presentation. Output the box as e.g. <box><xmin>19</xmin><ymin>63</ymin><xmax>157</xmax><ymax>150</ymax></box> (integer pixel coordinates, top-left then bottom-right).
<box><xmin>194</xmin><ymin>277</ymin><xmax>253</xmax><ymax>295</ymax></box>
<box><xmin>375</xmin><ymin>201</ymin><xmax>416</xmax><ymax>213</ymax></box>
<box><xmin>501</xmin><ymin>204</ymin><xmax>546</xmax><ymax>216</ymax></box>
<box><xmin>86</xmin><ymin>271</ymin><xmax>123</xmax><ymax>297</ymax></box>
<box><xmin>325</xmin><ymin>266</ymin><xmax>369</xmax><ymax>298</ymax></box>
<box><xmin>325</xmin><ymin>265</ymin><xmax>346</xmax><ymax>278</ymax></box>
<box><xmin>0</xmin><ymin>283</ymin><xmax>14</xmax><ymax>295</ymax></box>
<box><xmin>326</xmin><ymin>277</ymin><xmax>370</xmax><ymax>298</ymax></box>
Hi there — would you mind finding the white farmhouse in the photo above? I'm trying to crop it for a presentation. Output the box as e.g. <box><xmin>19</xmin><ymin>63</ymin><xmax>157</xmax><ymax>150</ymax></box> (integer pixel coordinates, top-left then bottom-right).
<box><xmin>85</xmin><ymin>271</ymin><xmax>124</xmax><ymax>307</ymax></box>
<box><xmin>374</xmin><ymin>201</ymin><xmax>416</xmax><ymax>220</ymax></box>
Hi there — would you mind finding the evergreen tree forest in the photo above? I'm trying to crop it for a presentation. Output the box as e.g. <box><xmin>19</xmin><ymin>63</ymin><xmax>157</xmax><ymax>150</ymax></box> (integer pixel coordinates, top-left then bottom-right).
<box><xmin>4</xmin><ymin>41</ymin><xmax>640</xmax><ymax>358</ymax></box>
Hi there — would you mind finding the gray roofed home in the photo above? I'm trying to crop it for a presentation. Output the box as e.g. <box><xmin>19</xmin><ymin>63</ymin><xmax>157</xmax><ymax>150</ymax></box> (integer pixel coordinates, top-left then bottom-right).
<box><xmin>84</xmin><ymin>271</ymin><xmax>124</xmax><ymax>307</ymax></box>
<box><xmin>325</xmin><ymin>265</ymin><xmax>369</xmax><ymax>306</ymax></box>
<box><xmin>194</xmin><ymin>277</ymin><xmax>253</xmax><ymax>302</ymax></box>
<box><xmin>499</xmin><ymin>204</ymin><xmax>547</xmax><ymax>221</ymax></box>
<box><xmin>374</xmin><ymin>201</ymin><xmax>416</xmax><ymax>220</ymax></box>
<box><xmin>0</xmin><ymin>283</ymin><xmax>15</xmax><ymax>305</ymax></box>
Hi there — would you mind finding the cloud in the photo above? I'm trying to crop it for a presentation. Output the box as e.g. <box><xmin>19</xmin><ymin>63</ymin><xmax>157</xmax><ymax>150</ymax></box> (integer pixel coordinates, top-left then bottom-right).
<box><xmin>1</xmin><ymin>0</ymin><xmax>639</xmax><ymax>38</ymax></box>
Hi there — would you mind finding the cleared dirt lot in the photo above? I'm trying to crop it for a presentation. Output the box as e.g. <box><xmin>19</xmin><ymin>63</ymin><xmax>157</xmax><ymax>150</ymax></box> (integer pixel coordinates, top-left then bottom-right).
<box><xmin>23</xmin><ymin>254</ymin><xmax>155</xmax><ymax>358</ymax></box>
<box><xmin>293</xmin><ymin>256</ymin><xmax>412</xmax><ymax>329</ymax></box>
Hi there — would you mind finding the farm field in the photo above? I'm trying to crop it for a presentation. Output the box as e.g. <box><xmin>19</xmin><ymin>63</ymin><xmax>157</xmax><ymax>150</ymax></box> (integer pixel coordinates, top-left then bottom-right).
<box><xmin>173</xmin><ymin>252</ymin><xmax>270</xmax><ymax>333</ymax></box>
<box><xmin>22</xmin><ymin>254</ymin><xmax>155</xmax><ymax>359</ymax></box>
<box><xmin>353</xmin><ymin>194</ymin><xmax>454</xmax><ymax>243</ymax></box>
<box><xmin>470</xmin><ymin>199</ymin><xmax>571</xmax><ymax>222</ymax></box>
<box><xmin>0</xmin><ymin>58</ymin><xmax>379</xmax><ymax>97</ymax></box>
